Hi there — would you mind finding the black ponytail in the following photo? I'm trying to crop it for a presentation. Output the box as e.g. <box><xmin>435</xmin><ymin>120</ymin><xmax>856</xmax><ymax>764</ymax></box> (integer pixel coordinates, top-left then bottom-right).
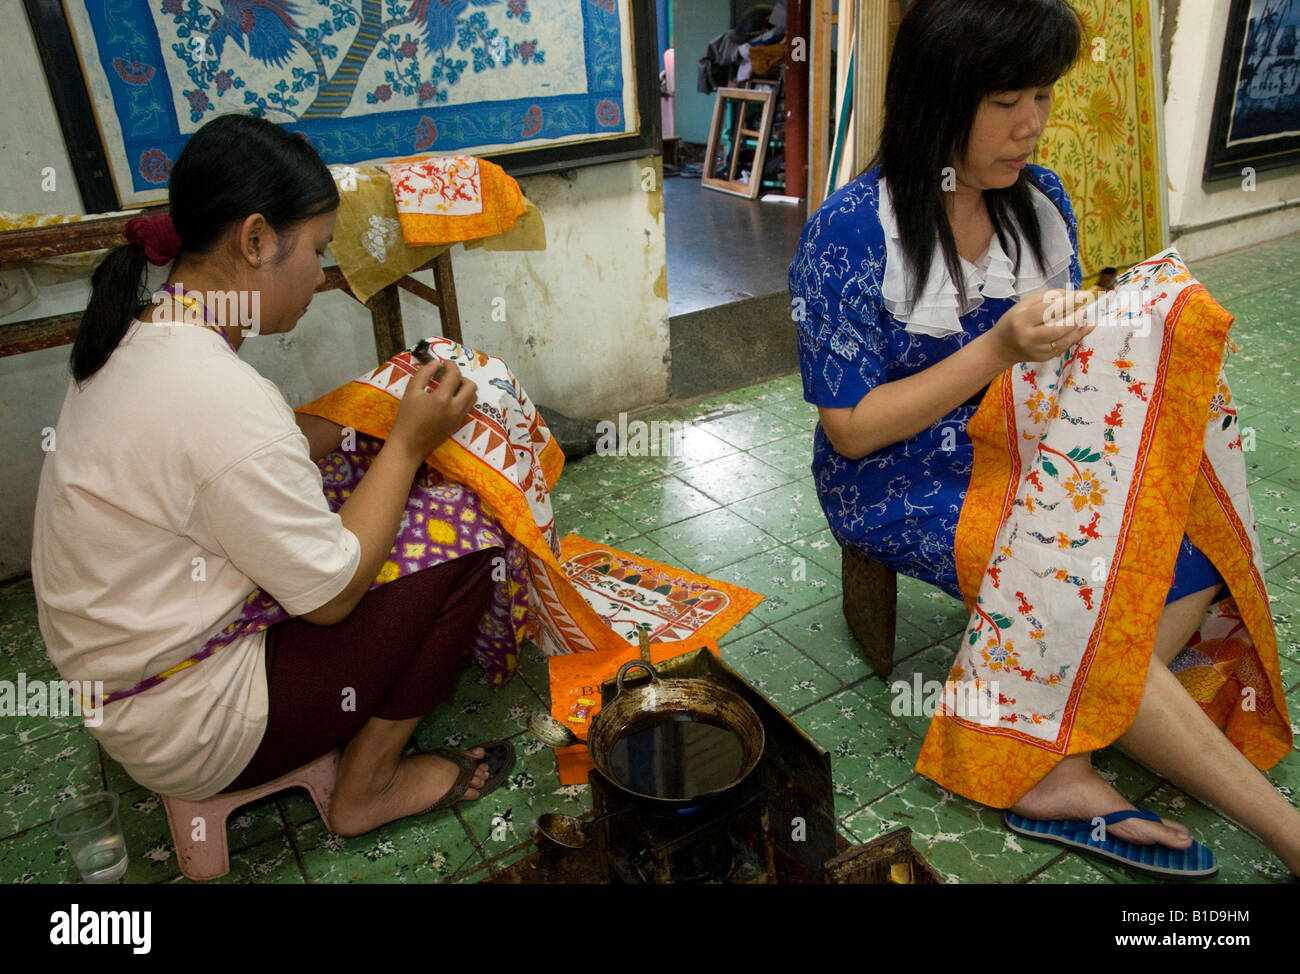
<box><xmin>70</xmin><ymin>114</ymin><xmax>339</xmax><ymax>383</ymax></box>
<box><xmin>871</xmin><ymin>0</ymin><xmax>1082</xmax><ymax>309</ymax></box>
<box><xmin>70</xmin><ymin>243</ymin><xmax>150</xmax><ymax>383</ymax></box>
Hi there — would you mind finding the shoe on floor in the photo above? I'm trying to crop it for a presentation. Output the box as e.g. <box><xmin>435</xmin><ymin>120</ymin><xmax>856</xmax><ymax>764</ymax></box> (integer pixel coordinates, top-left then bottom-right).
<box><xmin>421</xmin><ymin>740</ymin><xmax>516</xmax><ymax>812</ymax></box>
<box><xmin>1004</xmin><ymin>806</ymin><xmax>1219</xmax><ymax>879</ymax></box>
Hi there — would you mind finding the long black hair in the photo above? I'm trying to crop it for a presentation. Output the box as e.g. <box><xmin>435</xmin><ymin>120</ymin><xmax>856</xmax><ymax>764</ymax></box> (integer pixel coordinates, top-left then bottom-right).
<box><xmin>871</xmin><ymin>0</ymin><xmax>1082</xmax><ymax>309</ymax></box>
<box><xmin>71</xmin><ymin>114</ymin><xmax>339</xmax><ymax>383</ymax></box>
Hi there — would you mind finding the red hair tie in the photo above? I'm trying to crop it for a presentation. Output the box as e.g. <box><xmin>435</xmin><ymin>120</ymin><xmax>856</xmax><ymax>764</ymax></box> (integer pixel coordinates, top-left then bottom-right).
<box><xmin>124</xmin><ymin>213</ymin><xmax>182</xmax><ymax>266</ymax></box>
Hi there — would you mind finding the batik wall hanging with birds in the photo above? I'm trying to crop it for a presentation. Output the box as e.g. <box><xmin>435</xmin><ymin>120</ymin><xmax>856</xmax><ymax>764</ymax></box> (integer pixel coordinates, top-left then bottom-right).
<box><xmin>55</xmin><ymin>0</ymin><xmax>636</xmax><ymax>206</ymax></box>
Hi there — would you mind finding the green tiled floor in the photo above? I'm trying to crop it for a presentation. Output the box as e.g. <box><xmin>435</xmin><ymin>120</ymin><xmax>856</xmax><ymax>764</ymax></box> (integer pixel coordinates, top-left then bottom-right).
<box><xmin>3</xmin><ymin>235</ymin><xmax>1300</xmax><ymax>884</ymax></box>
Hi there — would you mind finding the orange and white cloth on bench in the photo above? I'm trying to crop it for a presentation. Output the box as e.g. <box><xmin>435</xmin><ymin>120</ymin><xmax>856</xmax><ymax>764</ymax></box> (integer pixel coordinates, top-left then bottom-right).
<box><xmin>380</xmin><ymin>155</ymin><xmax>526</xmax><ymax>247</ymax></box>
<box><xmin>915</xmin><ymin>249</ymin><xmax>1293</xmax><ymax>808</ymax></box>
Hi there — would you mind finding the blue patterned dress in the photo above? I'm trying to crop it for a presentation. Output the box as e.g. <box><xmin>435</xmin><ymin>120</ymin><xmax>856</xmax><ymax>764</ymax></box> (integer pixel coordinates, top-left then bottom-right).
<box><xmin>790</xmin><ymin>165</ymin><xmax>1223</xmax><ymax>602</ymax></box>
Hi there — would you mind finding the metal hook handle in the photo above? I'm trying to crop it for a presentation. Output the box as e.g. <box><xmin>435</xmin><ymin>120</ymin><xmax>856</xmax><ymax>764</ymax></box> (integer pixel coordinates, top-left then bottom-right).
<box><xmin>613</xmin><ymin>660</ymin><xmax>661</xmax><ymax>698</ymax></box>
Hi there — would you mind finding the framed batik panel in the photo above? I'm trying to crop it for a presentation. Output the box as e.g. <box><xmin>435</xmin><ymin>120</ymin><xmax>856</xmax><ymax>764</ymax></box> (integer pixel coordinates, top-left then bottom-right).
<box><xmin>1204</xmin><ymin>0</ymin><xmax>1300</xmax><ymax>182</ymax></box>
<box><xmin>1032</xmin><ymin>0</ymin><xmax>1169</xmax><ymax>279</ymax></box>
<box><xmin>23</xmin><ymin>0</ymin><xmax>660</xmax><ymax>211</ymax></box>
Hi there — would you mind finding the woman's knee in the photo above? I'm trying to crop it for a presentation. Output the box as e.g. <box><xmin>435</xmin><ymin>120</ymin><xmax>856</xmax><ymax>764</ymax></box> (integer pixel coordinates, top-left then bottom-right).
<box><xmin>1151</xmin><ymin>585</ymin><xmax>1221</xmax><ymax>667</ymax></box>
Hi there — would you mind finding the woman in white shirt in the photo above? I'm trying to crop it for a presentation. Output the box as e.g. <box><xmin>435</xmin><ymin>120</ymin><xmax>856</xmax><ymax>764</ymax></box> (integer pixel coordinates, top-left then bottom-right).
<box><xmin>32</xmin><ymin>113</ymin><xmax>514</xmax><ymax>836</ymax></box>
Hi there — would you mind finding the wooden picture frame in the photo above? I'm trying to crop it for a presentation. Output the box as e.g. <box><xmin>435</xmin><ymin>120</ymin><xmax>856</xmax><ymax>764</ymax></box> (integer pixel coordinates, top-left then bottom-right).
<box><xmin>1204</xmin><ymin>0</ymin><xmax>1300</xmax><ymax>182</ymax></box>
<box><xmin>701</xmin><ymin>87</ymin><xmax>776</xmax><ymax>199</ymax></box>
<box><xmin>22</xmin><ymin>0</ymin><xmax>662</xmax><ymax>213</ymax></box>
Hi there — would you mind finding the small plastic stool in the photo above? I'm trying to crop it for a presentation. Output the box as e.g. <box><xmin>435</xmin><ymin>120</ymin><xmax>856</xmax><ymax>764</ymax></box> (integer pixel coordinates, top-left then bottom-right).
<box><xmin>162</xmin><ymin>749</ymin><xmax>340</xmax><ymax>881</ymax></box>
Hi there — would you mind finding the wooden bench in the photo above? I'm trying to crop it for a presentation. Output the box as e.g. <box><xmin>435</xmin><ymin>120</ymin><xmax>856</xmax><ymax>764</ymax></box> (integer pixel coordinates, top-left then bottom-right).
<box><xmin>0</xmin><ymin>208</ymin><xmax>461</xmax><ymax>364</ymax></box>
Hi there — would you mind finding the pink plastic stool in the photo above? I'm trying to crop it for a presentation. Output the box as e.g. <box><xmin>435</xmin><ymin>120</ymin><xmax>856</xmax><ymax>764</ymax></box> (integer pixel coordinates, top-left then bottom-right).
<box><xmin>162</xmin><ymin>749</ymin><xmax>340</xmax><ymax>881</ymax></box>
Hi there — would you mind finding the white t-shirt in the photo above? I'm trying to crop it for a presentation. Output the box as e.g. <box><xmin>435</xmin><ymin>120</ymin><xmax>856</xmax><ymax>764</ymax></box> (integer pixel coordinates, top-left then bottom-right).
<box><xmin>31</xmin><ymin>319</ymin><xmax>361</xmax><ymax>800</ymax></box>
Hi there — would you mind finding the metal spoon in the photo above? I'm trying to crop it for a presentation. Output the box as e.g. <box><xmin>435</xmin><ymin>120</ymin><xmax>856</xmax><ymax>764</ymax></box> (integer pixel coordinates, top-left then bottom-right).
<box><xmin>528</xmin><ymin>711</ymin><xmax>583</xmax><ymax>749</ymax></box>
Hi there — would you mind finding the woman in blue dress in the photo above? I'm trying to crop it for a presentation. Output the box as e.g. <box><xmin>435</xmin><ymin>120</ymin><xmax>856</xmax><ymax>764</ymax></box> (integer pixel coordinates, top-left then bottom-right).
<box><xmin>791</xmin><ymin>0</ymin><xmax>1300</xmax><ymax>876</ymax></box>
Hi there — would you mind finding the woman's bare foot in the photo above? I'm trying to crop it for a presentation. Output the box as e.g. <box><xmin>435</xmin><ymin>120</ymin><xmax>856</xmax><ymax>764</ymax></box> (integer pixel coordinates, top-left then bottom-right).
<box><xmin>330</xmin><ymin>747</ymin><xmax>490</xmax><ymax>837</ymax></box>
<box><xmin>1009</xmin><ymin>753</ymin><xmax>1193</xmax><ymax>848</ymax></box>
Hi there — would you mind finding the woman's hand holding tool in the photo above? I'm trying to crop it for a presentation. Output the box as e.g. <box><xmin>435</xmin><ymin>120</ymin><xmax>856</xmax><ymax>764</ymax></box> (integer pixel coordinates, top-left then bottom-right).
<box><xmin>391</xmin><ymin>357</ymin><xmax>478</xmax><ymax>462</ymax></box>
<box><xmin>989</xmin><ymin>288</ymin><xmax>1100</xmax><ymax>364</ymax></box>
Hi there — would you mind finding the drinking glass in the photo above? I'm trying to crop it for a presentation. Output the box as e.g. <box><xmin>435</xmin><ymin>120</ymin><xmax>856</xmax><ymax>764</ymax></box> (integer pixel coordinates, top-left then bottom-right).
<box><xmin>54</xmin><ymin>792</ymin><xmax>128</xmax><ymax>883</ymax></box>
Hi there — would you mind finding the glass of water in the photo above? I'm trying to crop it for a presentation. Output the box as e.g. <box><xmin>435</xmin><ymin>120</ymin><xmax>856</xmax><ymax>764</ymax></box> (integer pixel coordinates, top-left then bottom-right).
<box><xmin>54</xmin><ymin>792</ymin><xmax>128</xmax><ymax>883</ymax></box>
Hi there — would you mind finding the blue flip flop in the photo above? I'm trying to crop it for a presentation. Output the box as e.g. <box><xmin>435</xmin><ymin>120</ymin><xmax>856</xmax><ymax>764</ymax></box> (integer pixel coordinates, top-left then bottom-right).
<box><xmin>1004</xmin><ymin>806</ymin><xmax>1219</xmax><ymax>879</ymax></box>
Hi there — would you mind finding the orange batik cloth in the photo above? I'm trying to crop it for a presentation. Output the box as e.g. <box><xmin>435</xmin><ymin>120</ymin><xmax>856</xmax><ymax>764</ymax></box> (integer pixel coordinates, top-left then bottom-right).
<box><xmin>916</xmin><ymin>249</ymin><xmax>1293</xmax><ymax>807</ymax></box>
<box><xmin>380</xmin><ymin>155</ymin><xmax>526</xmax><ymax>247</ymax></box>
<box><xmin>538</xmin><ymin>537</ymin><xmax>761</xmax><ymax>784</ymax></box>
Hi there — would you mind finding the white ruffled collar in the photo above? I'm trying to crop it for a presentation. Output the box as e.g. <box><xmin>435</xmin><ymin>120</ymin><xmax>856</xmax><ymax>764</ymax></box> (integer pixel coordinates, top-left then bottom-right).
<box><xmin>878</xmin><ymin>174</ymin><xmax>1074</xmax><ymax>338</ymax></box>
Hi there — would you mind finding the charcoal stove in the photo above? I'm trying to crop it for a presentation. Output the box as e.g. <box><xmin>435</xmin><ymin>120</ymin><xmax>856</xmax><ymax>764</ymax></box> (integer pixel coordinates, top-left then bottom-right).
<box><xmin>589</xmin><ymin>766</ymin><xmax>776</xmax><ymax>883</ymax></box>
<box><xmin>586</xmin><ymin>648</ymin><xmax>837</xmax><ymax>884</ymax></box>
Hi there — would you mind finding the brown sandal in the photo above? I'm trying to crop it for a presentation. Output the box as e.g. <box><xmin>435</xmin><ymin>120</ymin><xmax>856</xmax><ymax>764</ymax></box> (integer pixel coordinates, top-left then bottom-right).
<box><xmin>421</xmin><ymin>740</ymin><xmax>516</xmax><ymax>812</ymax></box>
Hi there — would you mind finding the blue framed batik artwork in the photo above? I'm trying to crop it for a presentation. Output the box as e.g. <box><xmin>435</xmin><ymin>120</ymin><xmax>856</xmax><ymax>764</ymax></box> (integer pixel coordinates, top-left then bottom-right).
<box><xmin>1205</xmin><ymin>0</ymin><xmax>1300</xmax><ymax>180</ymax></box>
<box><xmin>43</xmin><ymin>0</ymin><xmax>648</xmax><ymax>207</ymax></box>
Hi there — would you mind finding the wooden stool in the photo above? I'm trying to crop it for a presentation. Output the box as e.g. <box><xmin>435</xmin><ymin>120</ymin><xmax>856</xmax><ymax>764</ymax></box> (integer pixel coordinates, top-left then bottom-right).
<box><xmin>162</xmin><ymin>749</ymin><xmax>340</xmax><ymax>881</ymax></box>
<box><xmin>841</xmin><ymin>545</ymin><xmax>898</xmax><ymax>678</ymax></box>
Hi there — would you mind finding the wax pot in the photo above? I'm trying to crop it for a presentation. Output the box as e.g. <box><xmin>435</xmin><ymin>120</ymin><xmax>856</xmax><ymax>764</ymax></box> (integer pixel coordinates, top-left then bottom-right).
<box><xmin>586</xmin><ymin>660</ymin><xmax>766</xmax><ymax>805</ymax></box>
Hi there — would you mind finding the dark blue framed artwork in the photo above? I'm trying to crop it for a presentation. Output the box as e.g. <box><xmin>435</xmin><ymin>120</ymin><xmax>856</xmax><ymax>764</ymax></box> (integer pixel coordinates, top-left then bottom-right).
<box><xmin>1205</xmin><ymin>0</ymin><xmax>1300</xmax><ymax>181</ymax></box>
<box><xmin>24</xmin><ymin>0</ymin><xmax>660</xmax><ymax>210</ymax></box>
